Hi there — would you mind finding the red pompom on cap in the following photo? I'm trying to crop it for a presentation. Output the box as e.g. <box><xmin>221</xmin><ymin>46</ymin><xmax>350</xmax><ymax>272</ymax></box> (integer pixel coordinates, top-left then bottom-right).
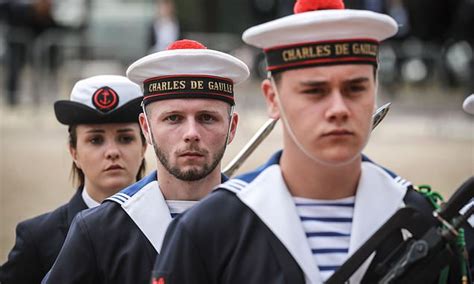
<box><xmin>167</xmin><ymin>39</ymin><xmax>208</xmax><ymax>50</ymax></box>
<box><xmin>294</xmin><ymin>0</ymin><xmax>345</xmax><ymax>14</ymax></box>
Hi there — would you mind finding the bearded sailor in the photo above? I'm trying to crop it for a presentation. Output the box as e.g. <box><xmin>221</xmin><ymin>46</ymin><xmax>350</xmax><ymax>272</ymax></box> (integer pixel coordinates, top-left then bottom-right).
<box><xmin>41</xmin><ymin>39</ymin><xmax>249</xmax><ymax>284</ymax></box>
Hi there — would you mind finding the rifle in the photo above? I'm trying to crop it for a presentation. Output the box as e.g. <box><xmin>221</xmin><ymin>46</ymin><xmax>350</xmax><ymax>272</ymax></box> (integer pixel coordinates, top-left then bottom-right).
<box><xmin>327</xmin><ymin>176</ymin><xmax>474</xmax><ymax>284</ymax></box>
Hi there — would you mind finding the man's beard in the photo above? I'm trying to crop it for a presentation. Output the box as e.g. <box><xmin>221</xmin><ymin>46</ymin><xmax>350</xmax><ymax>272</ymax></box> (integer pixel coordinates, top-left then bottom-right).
<box><xmin>153</xmin><ymin>140</ymin><xmax>227</xmax><ymax>181</ymax></box>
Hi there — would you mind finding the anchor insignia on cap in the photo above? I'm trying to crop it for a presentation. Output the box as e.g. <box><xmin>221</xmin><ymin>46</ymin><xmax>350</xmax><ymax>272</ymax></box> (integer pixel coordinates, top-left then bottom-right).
<box><xmin>92</xmin><ymin>86</ymin><xmax>119</xmax><ymax>112</ymax></box>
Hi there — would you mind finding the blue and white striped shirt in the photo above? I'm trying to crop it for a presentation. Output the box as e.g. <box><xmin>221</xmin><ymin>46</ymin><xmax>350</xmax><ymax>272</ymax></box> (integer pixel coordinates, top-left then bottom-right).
<box><xmin>293</xmin><ymin>196</ymin><xmax>355</xmax><ymax>281</ymax></box>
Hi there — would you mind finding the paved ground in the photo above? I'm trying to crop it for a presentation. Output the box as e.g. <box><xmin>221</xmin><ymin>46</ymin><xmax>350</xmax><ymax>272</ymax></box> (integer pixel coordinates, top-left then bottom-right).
<box><xmin>1</xmin><ymin>79</ymin><xmax>473</xmax><ymax>261</ymax></box>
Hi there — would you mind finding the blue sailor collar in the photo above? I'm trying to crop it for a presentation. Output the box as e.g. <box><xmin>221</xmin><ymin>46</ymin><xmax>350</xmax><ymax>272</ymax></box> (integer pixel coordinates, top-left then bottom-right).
<box><xmin>106</xmin><ymin>171</ymin><xmax>158</xmax><ymax>204</ymax></box>
<box><xmin>231</xmin><ymin>150</ymin><xmax>282</xmax><ymax>184</ymax></box>
<box><xmin>225</xmin><ymin>150</ymin><xmax>411</xmax><ymax>189</ymax></box>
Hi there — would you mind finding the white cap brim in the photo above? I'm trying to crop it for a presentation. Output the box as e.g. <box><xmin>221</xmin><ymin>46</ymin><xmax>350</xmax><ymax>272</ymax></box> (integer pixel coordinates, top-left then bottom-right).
<box><xmin>54</xmin><ymin>75</ymin><xmax>142</xmax><ymax>125</ymax></box>
<box><xmin>243</xmin><ymin>9</ymin><xmax>398</xmax><ymax>49</ymax></box>
<box><xmin>462</xmin><ymin>94</ymin><xmax>474</xmax><ymax>115</ymax></box>
<box><xmin>126</xmin><ymin>49</ymin><xmax>250</xmax><ymax>86</ymax></box>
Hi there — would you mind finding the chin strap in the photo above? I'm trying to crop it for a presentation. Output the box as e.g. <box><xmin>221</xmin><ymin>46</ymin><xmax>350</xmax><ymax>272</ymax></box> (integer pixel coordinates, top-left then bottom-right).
<box><xmin>141</xmin><ymin>102</ymin><xmax>155</xmax><ymax>145</ymax></box>
<box><xmin>224</xmin><ymin>106</ymin><xmax>235</xmax><ymax>146</ymax></box>
<box><xmin>269</xmin><ymin>76</ymin><xmax>326</xmax><ymax>165</ymax></box>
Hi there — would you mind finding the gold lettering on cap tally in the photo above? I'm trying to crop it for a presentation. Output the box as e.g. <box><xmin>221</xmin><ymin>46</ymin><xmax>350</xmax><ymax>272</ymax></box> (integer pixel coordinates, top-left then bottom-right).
<box><xmin>148</xmin><ymin>81</ymin><xmax>186</xmax><ymax>92</ymax></box>
<box><xmin>190</xmin><ymin>80</ymin><xmax>204</xmax><ymax>90</ymax></box>
<box><xmin>143</xmin><ymin>76</ymin><xmax>235</xmax><ymax>105</ymax></box>
<box><xmin>352</xmin><ymin>43</ymin><xmax>378</xmax><ymax>56</ymax></box>
<box><xmin>208</xmin><ymin>81</ymin><xmax>233</xmax><ymax>94</ymax></box>
<box><xmin>265</xmin><ymin>40</ymin><xmax>380</xmax><ymax>72</ymax></box>
<box><xmin>335</xmin><ymin>43</ymin><xmax>350</xmax><ymax>55</ymax></box>
<box><xmin>282</xmin><ymin>45</ymin><xmax>331</xmax><ymax>62</ymax></box>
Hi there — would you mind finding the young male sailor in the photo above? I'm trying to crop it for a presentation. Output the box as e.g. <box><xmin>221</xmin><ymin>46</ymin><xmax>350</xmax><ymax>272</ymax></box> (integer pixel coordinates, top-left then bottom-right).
<box><xmin>152</xmin><ymin>1</ymin><xmax>473</xmax><ymax>283</ymax></box>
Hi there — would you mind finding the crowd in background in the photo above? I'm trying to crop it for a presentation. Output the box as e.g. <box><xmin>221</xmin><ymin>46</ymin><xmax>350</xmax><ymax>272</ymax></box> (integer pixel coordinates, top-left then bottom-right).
<box><xmin>0</xmin><ymin>0</ymin><xmax>473</xmax><ymax>107</ymax></box>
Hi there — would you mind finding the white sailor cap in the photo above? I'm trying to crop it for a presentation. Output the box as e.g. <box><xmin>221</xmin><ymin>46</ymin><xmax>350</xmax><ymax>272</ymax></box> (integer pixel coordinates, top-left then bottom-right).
<box><xmin>126</xmin><ymin>39</ymin><xmax>250</xmax><ymax>106</ymax></box>
<box><xmin>54</xmin><ymin>75</ymin><xmax>142</xmax><ymax>125</ymax></box>
<box><xmin>462</xmin><ymin>94</ymin><xmax>474</xmax><ymax>115</ymax></box>
<box><xmin>242</xmin><ymin>0</ymin><xmax>398</xmax><ymax>73</ymax></box>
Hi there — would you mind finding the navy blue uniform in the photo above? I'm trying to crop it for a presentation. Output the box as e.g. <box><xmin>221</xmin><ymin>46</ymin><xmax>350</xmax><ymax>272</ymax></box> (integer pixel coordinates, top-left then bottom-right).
<box><xmin>42</xmin><ymin>171</ymin><xmax>228</xmax><ymax>284</ymax></box>
<box><xmin>153</xmin><ymin>151</ymin><xmax>473</xmax><ymax>283</ymax></box>
<box><xmin>42</xmin><ymin>172</ymin><xmax>163</xmax><ymax>284</ymax></box>
<box><xmin>0</xmin><ymin>189</ymin><xmax>87</xmax><ymax>284</ymax></box>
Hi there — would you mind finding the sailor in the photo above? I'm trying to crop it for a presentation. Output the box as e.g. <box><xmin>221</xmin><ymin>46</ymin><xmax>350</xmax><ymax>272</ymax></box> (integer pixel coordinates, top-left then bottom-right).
<box><xmin>152</xmin><ymin>0</ymin><xmax>473</xmax><ymax>283</ymax></box>
<box><xmin>0</xmin><ymin>75</ymin><xmax>147</xmax><ymax>284</ymax></box>
<box><xmin>41</xmin><ymin>39</ymin><xmax>249</xmax><ymax>284</ymax></box>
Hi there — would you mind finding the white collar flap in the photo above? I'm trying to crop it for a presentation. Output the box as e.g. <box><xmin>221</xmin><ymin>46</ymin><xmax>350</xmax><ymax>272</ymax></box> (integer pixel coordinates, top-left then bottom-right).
<box><xmin>348</xmin><ymin>162</ymin><xmax>408</xmax><ymax>283</ymax></box>
<box><xmin>236</xmin><ymin>165</ymin><xmax>322</xmax><ymax>284</ymax></box>
<box><xmin>232</xmin><ymin>159</ymin><xmax>409</xmax><ymax>283</ymax></box>
<box><xmin>121</xmin><ymin>181</ymin><xmax>172</xmax><ymax>253</ymax></box>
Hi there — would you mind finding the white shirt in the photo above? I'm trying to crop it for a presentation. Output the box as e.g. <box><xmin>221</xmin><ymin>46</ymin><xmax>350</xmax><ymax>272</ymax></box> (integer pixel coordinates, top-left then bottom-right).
<box><xmin>166</xmin><ymin>200</ymin><xmax>198</xmax><ymax>218</ymax></box>
<box><xmin>81</xmin><ymin>187</ymin><xmax>101</xmax><ymax>208</ymax></box>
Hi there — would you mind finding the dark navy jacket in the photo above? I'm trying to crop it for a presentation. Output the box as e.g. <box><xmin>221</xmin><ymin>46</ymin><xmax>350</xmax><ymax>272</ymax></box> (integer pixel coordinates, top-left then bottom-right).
<box><xmin>42</xmin><ymin>171</ymin><xmax>228</xmax><ymax>284</ymax></box>
<box><xmin>41</xmin><ymin>173</ymin><xmax>159</xmax><ymax>284</ymax></box>
<box><xmin>153</xmin><ymin>151</ymin><xmax>473</xmax><ymax>283</ymax></box>
<box><xmin>0</xmin><ymin>189</ymin><xmax>87</xmax><ymax>284</ymax></box>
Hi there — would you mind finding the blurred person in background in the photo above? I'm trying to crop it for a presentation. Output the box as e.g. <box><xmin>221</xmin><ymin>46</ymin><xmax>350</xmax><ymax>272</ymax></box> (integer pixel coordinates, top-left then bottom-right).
<box><xmin>401</xmin><ymin>0</ymin><xmax>454</xmax><ymax>43</ymax></box>
<box><xmin>41</xmin><ymin>39</ymin><xmax>249</xmax><ymax>284</ymax></box>
<box><xmin>0</xmin><ymin>75</ymin><xmax>147</xmax><ymax>284</ymax></box>
<box><xmin>0</xmin><ymin>1</ymin><xmax>8</xmax><ymax>20</ymax></box>
<box><xmin>2</xmin><ymin>0</ymin><xmax>89</xmax><ymax>106</ymax></box>
<box><xmin>3</xmin><ymin>0</ymin><xmax>57</xmax><ymax>106</ymax></box>
<box><xmin>444</xmin><ymin>0</ymin><xmax>474</xmax><ymax>93</ymax></box>
<box><xmin>148</xmin><ymin>0</ymin><xmax>181</xmax><ymax>53</ymax></box>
